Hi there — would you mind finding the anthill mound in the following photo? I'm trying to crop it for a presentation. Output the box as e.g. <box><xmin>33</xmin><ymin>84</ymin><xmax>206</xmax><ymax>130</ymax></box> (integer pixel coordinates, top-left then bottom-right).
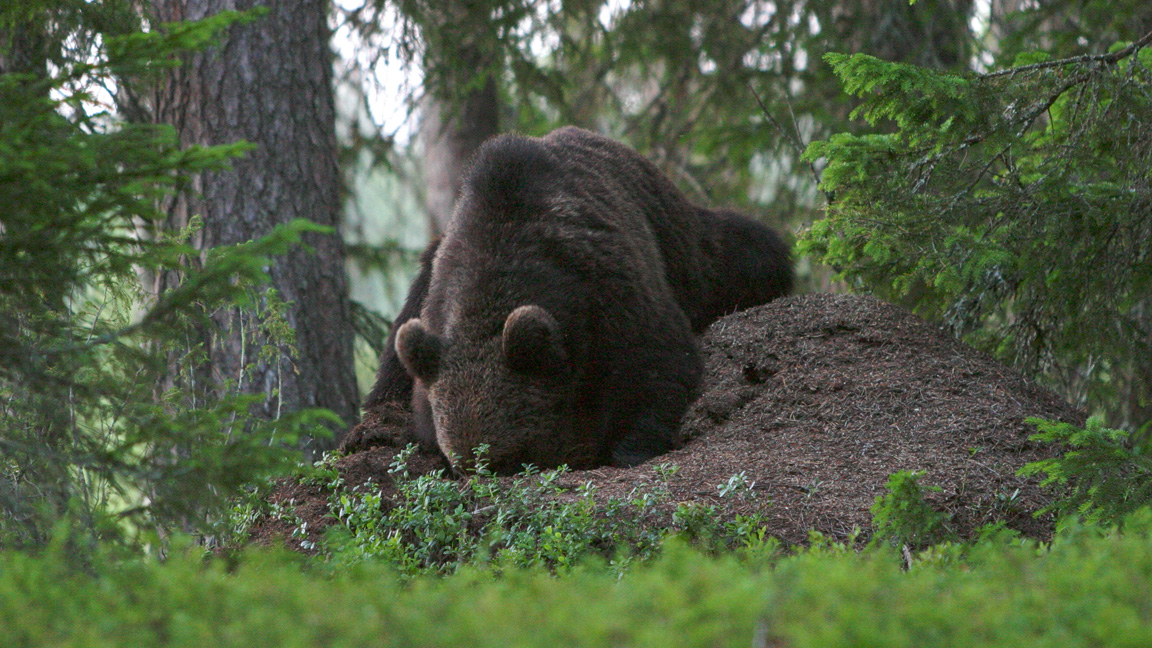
<box><xmin>251</xmin><ymin>293</ymin><xmax>1083</xmax><ymax>550</ymax></box>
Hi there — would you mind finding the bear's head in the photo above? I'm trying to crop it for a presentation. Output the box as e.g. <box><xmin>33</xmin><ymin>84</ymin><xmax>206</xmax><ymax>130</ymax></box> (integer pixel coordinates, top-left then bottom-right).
<box><xmin>395</xmin><ymin>304</ymin><xmax>594</xmax><ymax>474</ymax></box>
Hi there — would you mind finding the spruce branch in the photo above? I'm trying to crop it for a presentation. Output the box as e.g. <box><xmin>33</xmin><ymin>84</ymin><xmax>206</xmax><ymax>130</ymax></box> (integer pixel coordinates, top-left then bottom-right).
<box><xmin>748</xmin><ymin>82</ymin><xmax>829</xmax><ymax>202</ymax></box>
<box><xmin>983</xmin><ymin>30</ymin><xmax>1152</xmax><ymax>80</ymax></box>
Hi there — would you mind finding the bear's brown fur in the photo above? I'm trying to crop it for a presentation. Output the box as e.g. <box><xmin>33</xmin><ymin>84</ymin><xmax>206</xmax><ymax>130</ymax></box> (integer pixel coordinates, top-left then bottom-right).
<box><xmin>363</xmin><ymin>127</ymin><xmax>791</xmax><ymax>473</ymax></box>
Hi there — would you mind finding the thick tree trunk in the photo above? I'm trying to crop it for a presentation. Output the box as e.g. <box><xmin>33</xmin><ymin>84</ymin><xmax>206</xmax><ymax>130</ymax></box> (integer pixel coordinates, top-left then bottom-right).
<box><xmin>148</xmin><ymin>0</ymin><xmax>358</xmax><ymax>452</ymax></box>
<box><xmin>0</xmin><ymin>15</ymin><xmax>60</xmax><ymax>548</ymax></box>
<box><xmin>0</xmin><ymin>18</ymin><xmax>48</xmax><ymax>78</ymax></box>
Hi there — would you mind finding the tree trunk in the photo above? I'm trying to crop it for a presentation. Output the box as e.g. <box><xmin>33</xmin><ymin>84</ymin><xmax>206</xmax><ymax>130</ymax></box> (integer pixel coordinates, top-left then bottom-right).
<box><xmin>837</xmin><ymin>0</ymin><xmax>974</xmax><ymax>70</ymax></box>
<box><xmin>406</xmin><ymin>0</ymin><xmax>502</xmax><ymax>235</ymax></box>
<box><xmin>0</xmin><ymin>17</ymin><xmax>48</xmax><ymax>78</ymax></box>
<box><xmin>420</xmin><ymin>75</ymin><xmax>500</xmax><ymax>234</ymax></box>
<box><xmin>0</xmin><ymin>13</ymin><xmax>60</xmax><ymax>549</ymax></box>
<box><xmin>147</xmin><ymin>0</ymin><xmax>358</xmax><ymax>453</ymax></box>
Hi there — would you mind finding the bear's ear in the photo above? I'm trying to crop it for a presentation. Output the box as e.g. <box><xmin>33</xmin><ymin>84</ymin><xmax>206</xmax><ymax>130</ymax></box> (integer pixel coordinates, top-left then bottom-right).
<box><xmin>395</xmin><ymin>319</ymin><xmax>443</xmax><ymax>383</ymax></box>
<box><xmin>502</xmin><ymin>305</ymin><xmax>568</xmax><ymax>376</ymax></box>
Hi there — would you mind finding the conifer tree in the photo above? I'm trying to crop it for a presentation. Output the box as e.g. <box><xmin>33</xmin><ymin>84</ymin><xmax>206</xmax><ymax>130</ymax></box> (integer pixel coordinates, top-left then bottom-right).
<box><xmin>0</xmin><ymin>3</ymin><xmax>333</xmax><ymax>550</ymax></box>
<box><xmin>802</xmin><ymin>31</ymin><xmax>1152</xmax><ymax>429</ymax></box>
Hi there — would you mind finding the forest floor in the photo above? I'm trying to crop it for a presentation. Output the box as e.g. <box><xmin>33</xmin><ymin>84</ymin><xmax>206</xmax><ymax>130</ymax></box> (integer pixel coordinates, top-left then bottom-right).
<box><xmin>251</xmin><ymin>293</ymin><xmax>1084</xmax><ymax>549</ymax></box>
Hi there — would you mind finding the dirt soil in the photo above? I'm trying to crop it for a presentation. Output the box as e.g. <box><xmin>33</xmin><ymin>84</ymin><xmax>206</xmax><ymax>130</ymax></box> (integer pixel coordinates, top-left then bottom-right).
<box><xmin>250</xmin><ymin>293</ymin><xmax>1084</xmax><ymax>550</ymax></box>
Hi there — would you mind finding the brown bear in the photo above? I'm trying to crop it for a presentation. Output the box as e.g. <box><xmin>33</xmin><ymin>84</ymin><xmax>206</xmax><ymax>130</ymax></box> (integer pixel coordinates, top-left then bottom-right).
<box><xmin>365</xmin><ymin>126</ymin><xmax>791</xmax><ymax>474</ymax></box>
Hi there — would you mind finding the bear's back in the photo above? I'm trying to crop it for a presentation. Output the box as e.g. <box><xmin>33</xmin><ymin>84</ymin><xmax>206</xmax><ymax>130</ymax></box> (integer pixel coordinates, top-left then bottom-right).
<box><xmin>443</xmin><ymin>127</ymin><xmax>714</xmax><ymax>326</ymax></box>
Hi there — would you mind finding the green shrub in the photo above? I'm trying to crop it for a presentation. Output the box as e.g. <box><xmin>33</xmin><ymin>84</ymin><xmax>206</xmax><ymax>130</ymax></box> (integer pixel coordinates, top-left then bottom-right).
<box><xmin>801</xmin><ymin>37</ymin><xmax>1152</xmax><ymax>430</ymax></box>
<box><xmin>870</xmin><ymin>470</ymin><xmax>952</xmax><ymax>549</ymax></box>
<box><xmin>265</xmin><ymin>450</ymin><xmax>779</xmax><ymax>575</ymax></box>
<box><xmin>7</xmin><ymin>510</ymin><xmax>1152</xmax><ymax>646</ymax></box>
<box><xmin>1020</xmin><ymin>415</ymin><xmax>1152</xmax><ymax>528</ymax></box>
<box><xmin>321</xmin><ymin>447</ymin><xmax>671</xmax><ymax>574</ymax></box>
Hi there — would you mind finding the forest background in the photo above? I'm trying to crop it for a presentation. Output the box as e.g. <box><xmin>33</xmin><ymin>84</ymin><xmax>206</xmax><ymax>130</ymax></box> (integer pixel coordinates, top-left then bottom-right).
<box><xmin>2</xmin><ymin>0</ymin><xmax>1151</xmax><ymax>563</ymax></box>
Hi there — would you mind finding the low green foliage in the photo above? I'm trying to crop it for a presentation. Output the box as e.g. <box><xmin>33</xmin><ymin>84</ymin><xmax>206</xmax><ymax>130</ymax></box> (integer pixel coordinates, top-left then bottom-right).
<box><xmin>7</xmin><ymin>510</ymin><xmax>1152</xmax><ymax>646</ymax></box>
<box><xmin>1021</xmin><ymin>416</ymin><xmax>1152</xmax><ymax>528</ymax></box>
<box><xmin>870</xmin><ymin>470</ymin><xmax>953</xmax><ymax>550</ymax></box>
<box><xmin>263</xmin><ymin>450</ymin><xmax>778</xmax><ymax>575</ymax></box>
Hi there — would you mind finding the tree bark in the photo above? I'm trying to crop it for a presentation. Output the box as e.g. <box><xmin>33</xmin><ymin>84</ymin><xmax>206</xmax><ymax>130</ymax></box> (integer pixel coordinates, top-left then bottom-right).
<box><xmin>147</xmin><ymin>0</ymin><xmax>358</xmax><ymax>452</ymax></box>
<box><xmin>406</xmin><ymin>0</ymin><xmax>502</xmax><ymax>235</ymax></box>
<box><xmin>0</xmin><ymin>17</ymin><xmax>48</xmax><ymax>78</ymax></box>
<box><xmin>420</xmin><ymin>76</ymin><xmax>500</xmax><ymax>234</ymax></box>
<box><xmin>836</xmin><ymin>0</ymin><xmax>974</xmax><ymax>70</ymax></box>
